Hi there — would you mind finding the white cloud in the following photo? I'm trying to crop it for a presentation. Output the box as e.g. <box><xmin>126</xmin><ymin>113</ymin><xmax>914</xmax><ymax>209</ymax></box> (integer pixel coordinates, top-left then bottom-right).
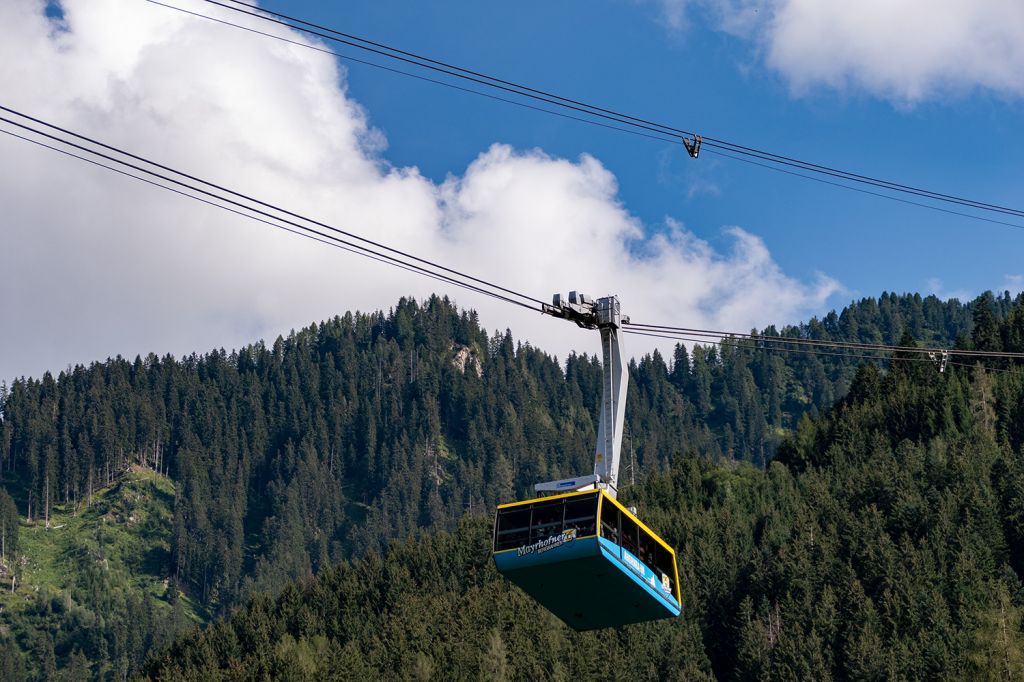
<box><xmin>655</xmin><ymin>147</ymin><xmax>722</xmax><ymax>199</ymax></box>
<box><xmin>0</xmin><ymin>0</ymin><xmax>839</xmax><ymax>381</ymax></box>
<box><xmin>926</xmin><ymin>275</ymin><xmax>1024</xmax><ymax>301</ymax></box>
<box><xmin>925</xmin><ymin>278</ymin><xmax>971</xmax><ymax>302</ymax></box>
<box><xmin>650</xmin><ymin>0</ymin><xmax>693</xmax><ymax>30</ymax></box>
<box><xmin>1000</xmin><ymin>274</ymin><xmax>1024</xmax><ymax>294</ymax></box>
<box><xmin>657</xmin><ymin>0</ymin><xmax>1024</xmax><ymax>103</ymax></box>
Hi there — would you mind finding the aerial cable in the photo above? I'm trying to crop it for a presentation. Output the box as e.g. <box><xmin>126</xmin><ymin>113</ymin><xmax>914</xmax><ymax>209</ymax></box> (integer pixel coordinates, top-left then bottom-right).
<box><xmin>626</xmin><ymin>330</ymin><xmax>938</xmax><ymax>364</ymax></box>
<box><xmin>624</xmin><ymin>330</ymin><xmax>1011</xmax><ymax>372</ymax></box>
<box><xmin>0</xmin><ymin>113</ymin><xmax>919</xmax><ymax>362</ymax></box>
<box><xmin>0</xmin><ymin>127</ymin><xmax>477</xmax><ymax>293</ymax></box>
<box><xmin>214</xmin><ymin>0</ymin><xmax>1011</xmax><ymax>215</ymax></box>
<box><xmin>626</xmin><ymin>324</ymin><xmax>935</xmax><ymax>355</ymax></box>
<box><xmin>146</xmin><ymin>0</ymin><xmax>680</xmax><ymax>147</ymax></box>
<box><xmin>696</xmin><ymin>136</ymin><xmax>1024</xmax><ymax>220</ymax></box>
<box><xmin>625</xmin><ymin>321</ymin><xmax>1024</xmax><ymax>358</ymax></box>
<box><xmin>170</xmin><ymin>0</ymin><xmax>1024</xmax><ymax>226</ymax></box>
<box><xmin>142</xmin><ymin>1</ymin><xmax>1024</xmax><ymax>232</ymax></box>
<box><xmin>0</xmin><ymin>125</ymin><xmax>526</xmax><ymax>308</ymax></box>
<box><xmin>0</xmin><ymin>105</ymin><xmax>545</xmax><ymax>311</ymax></box>
<box><xmin>0</xmin><ymin>104</ymin><xmax>545</xmax><ymax>308</ymax></box>
<box><xmin>697</xmin><ymin>140</ymin><xmax>1024</xmax><ymax>221</ymax></box>
<box><xmin>624</xmin><ymin>323</ymin><xmax>1024</xmax><ymax>360</ymax></box>
<box><xmin>228</xmin><ymin>0</ymin><xmax>1011</xmax><ymax>219</ymax></box>
<box><xmin>2</xmin><ymin>113</ymin><xmax>1017</xmax><ymax>368</ymax></box>
<box><xmin>0</xmin><ymin>110</ymin><xmax>542</xmax><ymax>312</ymax></box>
<box><xmin>150</xmin><ymin>1</ymin><xmax>1024</xmax><ymax>228</ymax></box>
<box><xmin>196</xmin><ymin>0</ymin><xmax>688</xmax><ymax>143</ymax></box>
<box><xmin>213</xmin><ymin>0</ymin><xmax>702</xmax><ymax>141</ymax></box>
<box><xmin>704</xmin><ymin>148</ymin><xmax>1024</xmax><ymax>231</ymax></box>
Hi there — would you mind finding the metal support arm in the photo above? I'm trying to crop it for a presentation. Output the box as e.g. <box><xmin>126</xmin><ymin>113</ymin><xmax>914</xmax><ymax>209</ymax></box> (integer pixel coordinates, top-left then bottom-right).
<box><xmin>536</xmin><ymin>293</ymin><xmax>629</xmax><ymax>499</ymax></box>
<box><xmin>594</xmin><ymin>299</ymin><xmax>628</xmax><ymax>498</ymax></box>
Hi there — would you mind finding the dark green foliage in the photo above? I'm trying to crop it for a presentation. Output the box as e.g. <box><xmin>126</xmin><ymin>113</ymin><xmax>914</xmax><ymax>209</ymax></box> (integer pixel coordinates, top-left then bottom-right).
<box><xmin>2</xmin><ymin>290</ymin><xmax>1023</xmax><ymax>679</ymax></box>
<box><xmin>0</xmin><ymin>470</ymin><xmax>194</xmax><ymax>681</ymax></box>
<box><xmin>0</xmin><ymin>488</ymin><xmax>16</xmax><ymax>565</ymax></box>
<box><xmin>142</xmin><ymin>517</ymin><xmax>716</xmax><ymax>681</ymax></box>
<box><xmin>146</xmin><ymin>370</ymin><xmax>1024</xmax><ymax>678</ymax></box>
<box><xmin>142</xmin><ymin>292</ymin><xmax>1024</xmax><ymax>680</ymax></box>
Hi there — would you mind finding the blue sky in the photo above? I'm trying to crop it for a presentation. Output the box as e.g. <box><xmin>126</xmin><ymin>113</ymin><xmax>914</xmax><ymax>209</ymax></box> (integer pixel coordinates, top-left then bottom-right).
<box><xmin>297</xmin><ymin>0</ymin><xmax>1024</xmax><ymax>299</ymax></box>
<box><xmin>2</xmin><ymin>0</ymin><xmax>1023</xmax><ymax>380</ymax></box>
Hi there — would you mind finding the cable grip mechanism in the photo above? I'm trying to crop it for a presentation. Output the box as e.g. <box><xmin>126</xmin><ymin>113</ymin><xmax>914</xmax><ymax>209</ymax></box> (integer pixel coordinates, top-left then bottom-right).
<box><xmin>682</xmin><ymin>134</ymin><xmax>702</xmax><ymax>159</ymax></box>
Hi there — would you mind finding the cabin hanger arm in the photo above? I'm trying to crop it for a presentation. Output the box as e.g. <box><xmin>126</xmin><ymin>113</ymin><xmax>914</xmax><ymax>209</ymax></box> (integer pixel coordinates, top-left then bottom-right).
<box><xmin>538</xmin><ymin>293</ymin><xmax>629</xmax><ymax>499</ymax></box>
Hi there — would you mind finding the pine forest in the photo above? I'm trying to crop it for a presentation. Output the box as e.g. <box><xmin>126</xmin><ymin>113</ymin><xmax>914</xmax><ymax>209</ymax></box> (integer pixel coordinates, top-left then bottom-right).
<box><xmin>1</xmin><ymin>291</ymin><xmax>1023</xmax><ymax>680</ymax></box>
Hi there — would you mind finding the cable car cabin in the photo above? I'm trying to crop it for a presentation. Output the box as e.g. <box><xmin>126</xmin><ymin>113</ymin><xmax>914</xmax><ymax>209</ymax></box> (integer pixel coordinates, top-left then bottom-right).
<box><xmin>492</xmin><ymin>489</ymin><xmax>681</xmax><ymax>630</ymax></box>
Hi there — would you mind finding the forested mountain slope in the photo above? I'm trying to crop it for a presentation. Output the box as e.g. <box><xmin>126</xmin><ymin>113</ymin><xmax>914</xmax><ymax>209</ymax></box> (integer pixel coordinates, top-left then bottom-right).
<box><xmin>144</xmin><ymin>299</ymin><xmax>1024</xmax><ymax>680</ymax></box>
<box><xmin>0</xmin><ymin>467</ymin><xmax>200</xmax><ymax>680</ymax></box>
<box><xmin>0</xmin><ymin>290</ymin><xmax>1020</xmax><ymax>678</ymax></box>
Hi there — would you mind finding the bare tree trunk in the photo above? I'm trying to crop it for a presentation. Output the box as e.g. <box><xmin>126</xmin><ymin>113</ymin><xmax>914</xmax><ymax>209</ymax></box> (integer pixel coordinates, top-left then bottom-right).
<box><xmin>1001</xmin><ymin>600</ymin><xmax>1012</xmax><ymax>680</ymax></box>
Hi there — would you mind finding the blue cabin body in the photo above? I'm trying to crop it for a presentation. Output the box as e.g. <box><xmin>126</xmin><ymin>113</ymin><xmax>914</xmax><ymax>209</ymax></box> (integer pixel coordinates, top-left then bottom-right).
<box><xmin>492</xmin><ymin>490</ymin><xmax>681</xmax><ymax>630</ymax></box>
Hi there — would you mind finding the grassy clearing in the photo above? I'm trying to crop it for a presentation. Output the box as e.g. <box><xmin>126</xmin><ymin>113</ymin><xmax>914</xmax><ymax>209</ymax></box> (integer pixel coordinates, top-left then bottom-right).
<box><xmin>0</xmin><ymin>466</ymin><xmax>202</xmax><ymax>625</ymax></box>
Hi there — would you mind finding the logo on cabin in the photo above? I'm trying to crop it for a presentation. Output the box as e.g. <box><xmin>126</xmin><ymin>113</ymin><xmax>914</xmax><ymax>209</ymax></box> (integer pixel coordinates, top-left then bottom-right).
<box><xmin>517</xmin><ymin>528</ymin><xmax>577</xmax><ymax>557</ymax></box>
<box><xmin>622</xmin><ymin>551</ymin><xmax>644</xmax><ymax>574</ymax></box>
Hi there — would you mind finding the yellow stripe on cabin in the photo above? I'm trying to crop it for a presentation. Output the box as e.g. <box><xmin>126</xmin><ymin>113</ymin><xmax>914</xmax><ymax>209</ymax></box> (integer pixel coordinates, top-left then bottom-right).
<box><xmin>495</xmin><ymin>489</ymin><xmax>678</xmax><ymax>560</ymax></box>
<box><xmin>495</xmin><ymin>489</ymin><xmax>600</xmax><ymax>509</ymax></box>
<box><xmin>600</xmin><ymin>491</ymin><xmax>678</xmax><ymax>558</ymax></box>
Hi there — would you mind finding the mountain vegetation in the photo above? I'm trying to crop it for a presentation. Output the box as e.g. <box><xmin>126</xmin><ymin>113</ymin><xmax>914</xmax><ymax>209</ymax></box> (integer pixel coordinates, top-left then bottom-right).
<box><xmin>0</xmin><ymin>290</ymin><xmax>1021</xmax><ymax>679</ymax></box>
<box><xmin>143</xmin><ymin>292</ymin><xmax>1024</xmax><ymax>680</ymax></box>
<box><xmin>0</xmin><ymin>466</ymin><xmax>200</xmax><ymax>680</ymax></box>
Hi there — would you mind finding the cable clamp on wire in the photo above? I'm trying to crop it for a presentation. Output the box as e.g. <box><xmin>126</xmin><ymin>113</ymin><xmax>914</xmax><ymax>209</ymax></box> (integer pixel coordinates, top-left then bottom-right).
<box><xmin>682</xmin><ymin>134</ymin><xmax>702</xmax><ymax>159</ymax></box>
<box><xmin>927</xmin><ymin>350</ymin><xmax>949</xmax><ymax>372</ymax></box>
